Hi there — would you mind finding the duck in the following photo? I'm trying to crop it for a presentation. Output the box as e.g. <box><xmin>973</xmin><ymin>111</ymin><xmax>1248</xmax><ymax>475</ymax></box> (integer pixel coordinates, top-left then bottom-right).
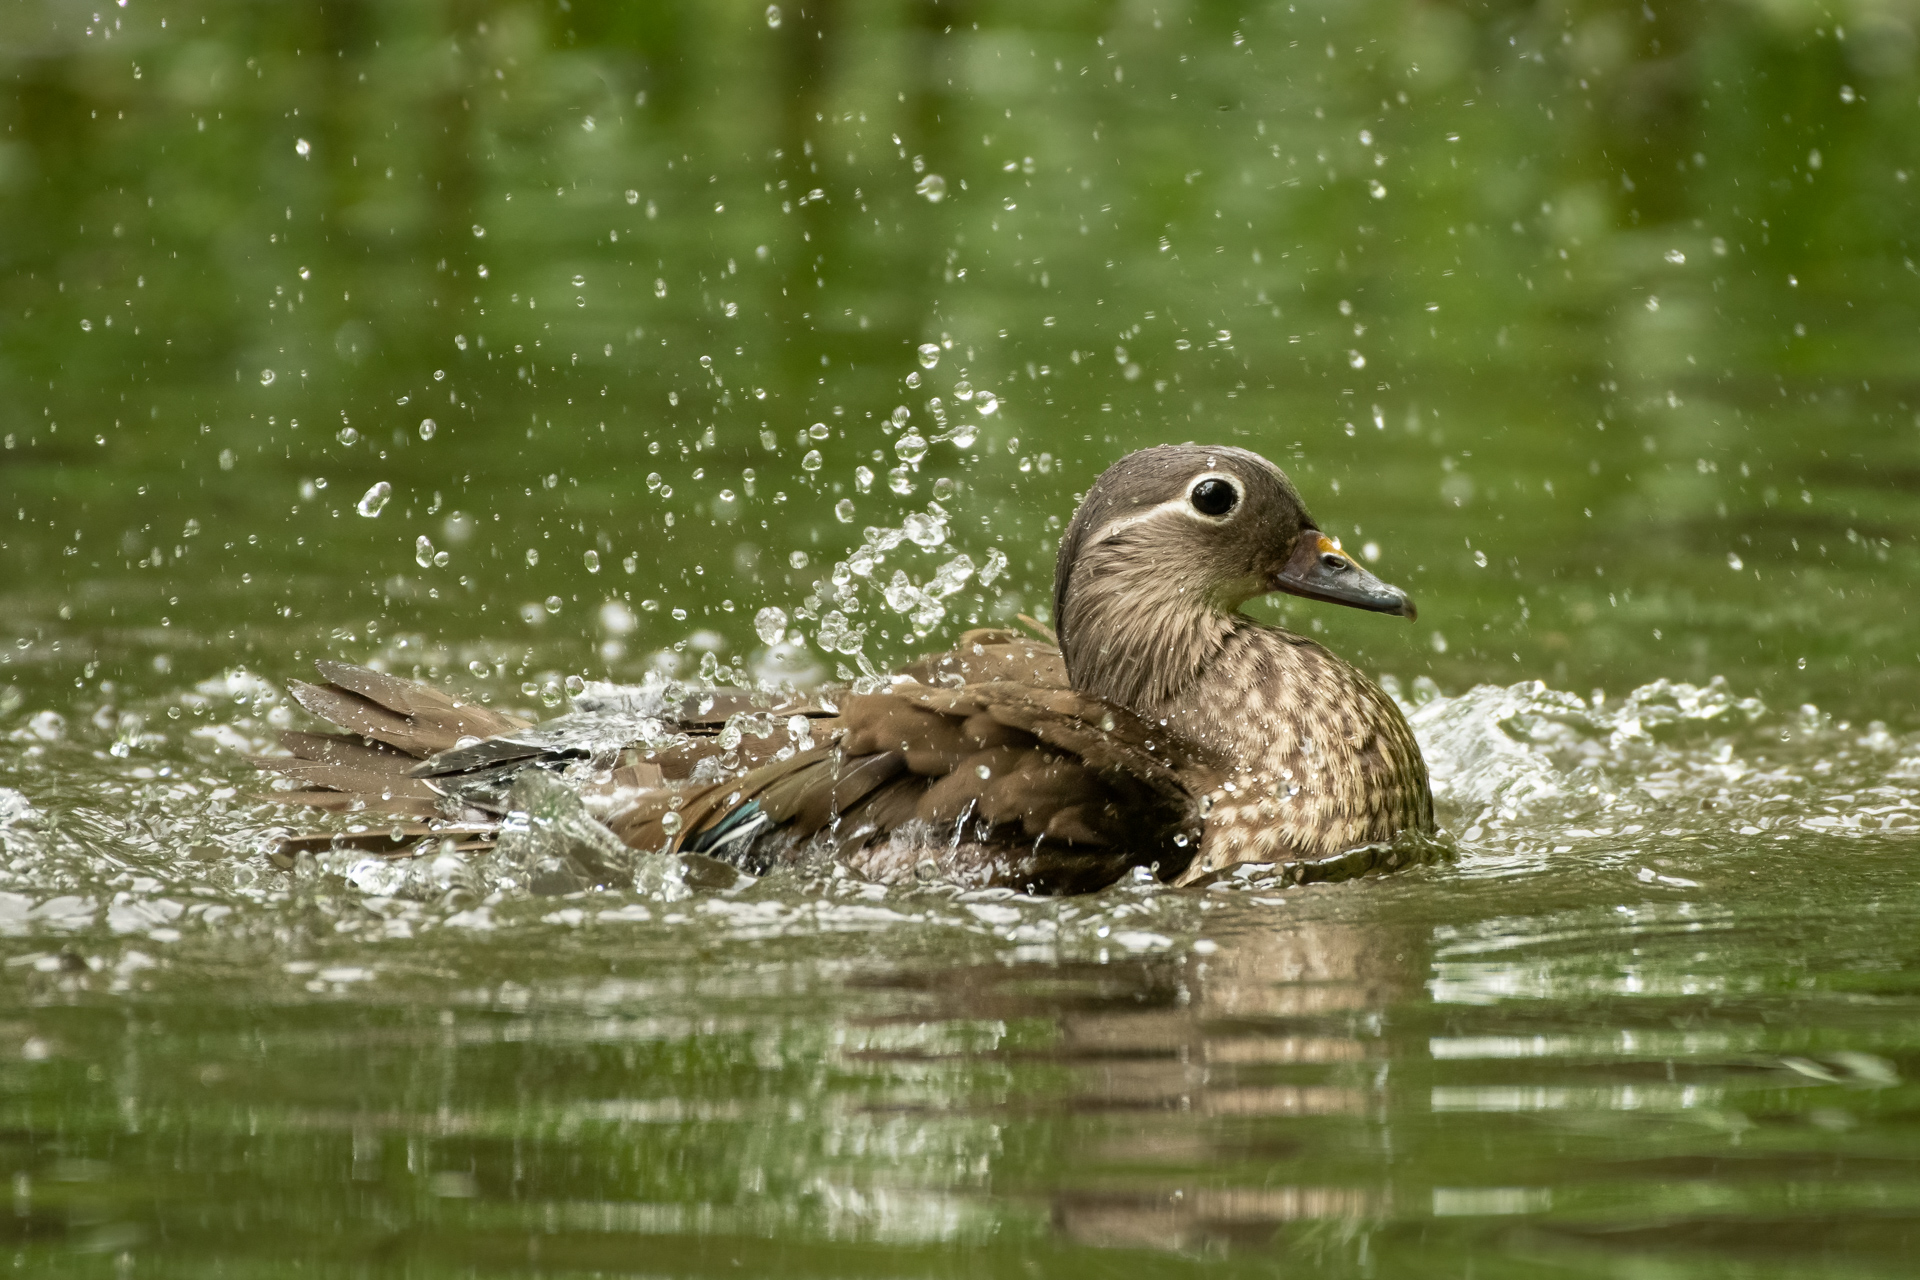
<box><xmin>255</xmin><ymin>444</ymin><xmax>1434</xmax><ymax>894</ymax></box>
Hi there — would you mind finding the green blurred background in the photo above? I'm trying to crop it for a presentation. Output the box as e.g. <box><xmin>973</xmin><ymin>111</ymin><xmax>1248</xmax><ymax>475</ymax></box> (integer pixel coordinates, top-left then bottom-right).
<box><xmin>4</xmin><ymin>0</ymin><xmax>1916</xmax><ymax>713</ymax></box>
<box><xmin>4</xmin><ymin>5</ymin><xmax>1920</xmax><ymax>1278</ymax></box>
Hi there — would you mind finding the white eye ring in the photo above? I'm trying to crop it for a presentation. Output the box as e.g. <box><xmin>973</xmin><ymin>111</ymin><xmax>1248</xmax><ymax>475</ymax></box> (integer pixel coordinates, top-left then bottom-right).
<box><xmin>1184</xmin><ymin>472</ymin><xmax>1243</xmax><ymax>520</ymax></box>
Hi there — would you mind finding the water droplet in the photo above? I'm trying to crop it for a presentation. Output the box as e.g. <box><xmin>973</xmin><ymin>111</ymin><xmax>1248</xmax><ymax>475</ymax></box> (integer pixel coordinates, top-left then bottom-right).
<box><xmin>1473</xmin><ymin>550</ymin><xmax>1488</xmax><ymax>567</ymax></box>
<box><xmin>765</xmin><ymin>4</ymin><xmax>782</xmax><ymax>27</ymax></box>
<box><xmin>355</xmin><ymin>481</ymin><xmax>392</xmax><ymax>517</ymax></box>
<box><xmin>808</xmin><ymin>422</ymin><xmax>830</xmax><ymax>439</ymax></box>
<box><xmin>953</xmin><ymin>380</ymin><xmax>973</xmax><ymax>401</ymax></box>
<box><xmin>854</xmin><ymin>466</ymin><xmax>874</xmax><ymax>493</ymax></box>
<box><xmin>259</xmin><ymin>369</ymin><xmax>276</xmax><ymax>386</ymax></box>
<box><xmin>1368</xmin><ymin>179</ymin><xmax>1387</xmax><ymax>199</ymax></box>
<box><xmin>471</xmin><ymin>224</ymin><xmax>486</xmax><ymax>238</ymax></box>
<box><xmin>755</xmin><ymin>606</ymin><xmax>788</xmax><ymax>645</ymax></box>
<box><xmin>571</xmin><ymin>274</ymin><xmax>586</xmax><ymax>288</ymax></box>
<box><xmin>1727</xmin><ymin>551</ymin><xmax>1744</xmax><ymax>571</ymax></box>
<box><xmin>1665</xmin><ymin>249</ymin><xmax>1686</xmax><ymax>265</ymax></box>
<box><xmin>337</xmin><ymin>426</ymin><xmax>359</xmax><ymax>446</ymax></box>
<box><xmin>654</xmin><ymin>279</ymin><xmax>667</xmax><ymax>297</ymax></box>
<box><xmin>1362</xmin><ymin>541</ymin><xmax>1381</xmax><ymax>562</ymax></box>
<box><xmin>974</xmin><ymin>391</ymin><xmax>998</xmax><ymax>415</ymax></box>
<box><xmin>789</xmin><ymin>551</ymin><xmax>810</xmax><ymax>570</ymax></box>
<box><xmin>625</xmin><ymin>189</ymin><xmax>640</xmax><ymax>205</ymax></box>
<box><xmin>801</xmin><ymin>449</ymin><xmax>823</xmax><ymax>471</ymax></box>
<box><xmin>902</xmin><ymin>511</ymin><xmax>946</xmax><ymax>548</ymax></box>
<box><xmin>888</xmin><ymin>466</ymin><xmax>915</xmax><ymax>495</ymax></box>
<box><xmin>1798</xmin><ymin>656</ymin><xmax>1808</xmax><ymax>669</ymax></box>
<box><xmin>434</xmin><ymin>550</ymin><xmax>449</xmax><ymax>567</ymax></box>
<box><xmin>584</xmin><ymin>550</ymin><xmax>601</xmax><ymax>573</ymax></box>
<box><xmin>891</xmin><ymin>405</ymin><xmax>911</xmax><ymax>427</ymax></box>
<box><xmin>660</xmin><ymin>811</ymin><xmax>683</xmax><ymax>837</ymax></box>
<box><xmin>545</xmin><ymin>596</ymin><xmax>563</xmax><ymax>615</ymax></box>
<box><xmin>895</xmin><ymin>432</ymin><xmax>928</xmax><ymax>465</ymax></box>
<box><xmin>526</xmin><ymin>548</ymin><xmax>540</xmax><ymax>567</ymax></box>
<box><xmin>415</xmin><ymin>535</ymin><xmax>434</xmax><ymax>568</ymax></box>
<box><xmin>1347</xmin><ymin>350</ymin><xmax>1367</xmax><ymax>369</ymax></box>
<box><xmin>835</xmin><ymin>498</ymin><xmax>856</xmax><ymax>522</ymax></box>
<box><xmin>979</xmin><ymin>547</ymin><xmax>1008</xmax><ymax>585</ymax></box>
<box><xmin>295</xmin><ymin>138</ymin><xmax>311</xmax><ymax>157</ymax></box>
<box><xmin>917</xmin><ymin>343</ymin><xmax>940</xmax><ymax>369</ymax></box>
<box><xmin>914</xmin><ymin>173</ymin><xmax>947</xmax><ymax>202</ymax></box>
<box><xmin>418</xmin><ymin>418</ymin><xmax>436</xmax><ymax>440</ymax></box>
<box><xmin>218</xmin><ymin>449</ymin><xmax>236</xmax><ymax>471</ymax></box>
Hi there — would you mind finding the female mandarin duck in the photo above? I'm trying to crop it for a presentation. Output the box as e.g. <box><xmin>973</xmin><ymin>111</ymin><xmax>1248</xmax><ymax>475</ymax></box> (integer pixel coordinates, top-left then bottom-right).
<box><xmin>258</xmin><ymin>445</ymin><xmax>1434</xmax><ymax>893</ymax></box>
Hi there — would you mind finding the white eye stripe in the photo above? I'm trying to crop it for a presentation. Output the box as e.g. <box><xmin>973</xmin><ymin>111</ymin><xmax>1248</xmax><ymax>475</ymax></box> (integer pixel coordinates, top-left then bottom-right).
<box><xmin>1088</xmin><ymin>472</ymin><xmax>1244</xmax><ymax>544</ymax></box>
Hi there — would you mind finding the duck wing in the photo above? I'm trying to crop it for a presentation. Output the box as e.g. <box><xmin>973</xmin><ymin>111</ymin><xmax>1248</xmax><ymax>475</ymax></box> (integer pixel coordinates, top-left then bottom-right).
<box><xmin>259</xmin><ymin>660</ymin><xmax>826</xmax><ymax>817</ymax></box>
<box><xmin>256</xmin><ymin>664</ymin><xmax>535</xmax><ymax>818</ymax></box>
<box><xmin>611</xmin><ymin>678</ymin><xmax>1208</xmax><ymax>894</ymax></box>
<box><xmin>252</xmin><ymin>632</ymin><xmax>1206</xmax><ymax>894</ymax></box>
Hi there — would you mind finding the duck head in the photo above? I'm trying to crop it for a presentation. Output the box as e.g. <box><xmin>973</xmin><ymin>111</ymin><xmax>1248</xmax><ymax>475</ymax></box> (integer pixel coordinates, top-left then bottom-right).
<box><xmin>1052</xmin><ymin>444</ymin><xmax>1414</xmax><ymax>709</ymax></box>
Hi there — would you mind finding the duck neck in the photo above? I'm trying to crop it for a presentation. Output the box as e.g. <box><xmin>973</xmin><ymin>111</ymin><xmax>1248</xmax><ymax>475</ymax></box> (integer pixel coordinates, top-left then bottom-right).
<box><xmin>1058</xmin><ymin>566</ymin><xmax>1239</xmax><ymax>718</ymax></box>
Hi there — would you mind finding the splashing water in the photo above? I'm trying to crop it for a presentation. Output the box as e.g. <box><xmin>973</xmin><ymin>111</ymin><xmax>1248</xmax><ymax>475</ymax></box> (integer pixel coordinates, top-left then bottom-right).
<box><xmin>1386</xmin><ymin>675</ymin><xmax>1917</xmax><ymax>865</ymax></box>
<box><xmin>0</xmin><ymin>666</ymin><xmax>1912</xmax><ymax>963</ymax></box>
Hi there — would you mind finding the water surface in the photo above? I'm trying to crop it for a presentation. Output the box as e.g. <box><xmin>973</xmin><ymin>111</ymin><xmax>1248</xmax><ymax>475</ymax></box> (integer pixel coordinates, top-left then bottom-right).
<box><xmin>2</xmin><ymin>2</ymin><xmax>1918</xmax><ymax>1275</ymax></box>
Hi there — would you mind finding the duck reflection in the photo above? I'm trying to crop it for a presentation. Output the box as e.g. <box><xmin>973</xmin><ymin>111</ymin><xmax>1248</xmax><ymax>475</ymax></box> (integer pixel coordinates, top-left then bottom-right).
<box><xmin>1047</xmin><ymin>909</ymin><xmax>1423</xmax><ymax>1253</ymax></box>
<box><xmin>845</xmin><ymin>904</ymin><xmax>1426</xmax><ymax>1255</ymax></box>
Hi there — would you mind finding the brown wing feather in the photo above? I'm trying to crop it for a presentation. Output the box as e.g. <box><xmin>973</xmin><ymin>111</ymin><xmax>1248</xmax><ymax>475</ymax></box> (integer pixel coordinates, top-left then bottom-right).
<box><xmin>251</xmin><ymin>758</ymin><xmax>441</xmax><ymax>802</ymax></box>
<box><xmin>265</xmin><ymin>790</ymin><xmax>441</xmax><ymax>819</ymax></box>
<box><xmin>894</xmin><ymin>629</ymin><xmax>1067</xmax><ymax>688</ymax></box>
<box><xmin>275</xmin><ymin>730</ymin><xmax>416</xmax><ymax>768</ymax></box>
<box><xmin>314</xmin><ymin>661</ymin><xmax>530</xmax><ymax>741</ymax></box>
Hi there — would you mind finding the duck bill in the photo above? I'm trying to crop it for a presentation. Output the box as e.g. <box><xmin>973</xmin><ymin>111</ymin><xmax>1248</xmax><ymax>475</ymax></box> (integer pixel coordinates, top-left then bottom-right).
<box><xmin>1271</xmin><ymin>533</ymin><xmax>1417</xmax><ymax>620</ymax></box>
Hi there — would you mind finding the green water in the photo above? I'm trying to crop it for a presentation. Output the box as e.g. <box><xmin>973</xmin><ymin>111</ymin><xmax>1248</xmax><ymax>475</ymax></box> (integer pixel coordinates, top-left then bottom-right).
<box><xmin>3</xmin><ymin>1</ymin><xmax>1919</xmax><ymax>1274</ymax></box>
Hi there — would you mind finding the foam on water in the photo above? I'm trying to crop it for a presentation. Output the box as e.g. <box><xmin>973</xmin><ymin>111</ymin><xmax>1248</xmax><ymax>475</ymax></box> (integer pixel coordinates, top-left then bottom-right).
<box><xmin>1399</xmin><ymin>675</ymin><xmax>1920</xmax><ymax>859</ymax></box>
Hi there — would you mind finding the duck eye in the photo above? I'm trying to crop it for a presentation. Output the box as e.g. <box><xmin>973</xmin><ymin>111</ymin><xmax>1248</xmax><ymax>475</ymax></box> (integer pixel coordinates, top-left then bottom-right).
<box><xmin>1189</xmin><ymin>478</ymin><xmax>1237</xmax><ymax>517</ymax></box>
